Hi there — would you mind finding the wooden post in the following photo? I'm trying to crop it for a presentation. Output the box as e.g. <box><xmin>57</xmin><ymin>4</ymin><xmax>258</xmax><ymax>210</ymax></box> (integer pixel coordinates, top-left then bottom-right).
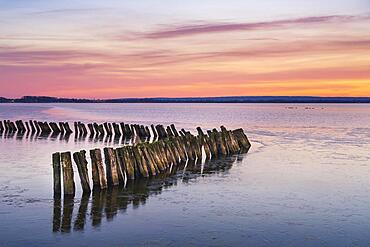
<box><xmin>0</xmin><ymin>121</ymin><xmax>3</xmax><ymax>132</ymax></box>
<box><xmin>80</xmin><ymin>123</ymin><xmax>88</xmax><ymax>135</ymax></box>
<box><xmin>141</xmin><ymin>145</ymin><xmax>157</xmax><ymax>176</ymax></box>
<box><xmin>29</xmin><ymin>120</ymin><xmax>36</xmax><ymax>133</ymax></box>
<box><xmin>74</xmin><ymin>122</ymin><xmax>78</xmax><ymax>134</ymax></box>
<box><xmin>58</xmin><ymin>122</ymin><xmax>65</xmax><ymax>134</ymax></box>
<box><xmin>114</xmin><ymin>148</ymin><xmax>126</xmax><ymax>184</ymax></box>
<box><xmin>61</xmin><ymin>152</ymin><xmax>75</xmax><ymax>196</ymax></box>
<box><xmin>63</xmin><ymin>122</ymin><xmax>73</xmax><ymax>134</ymax></box>
<box><xmin>148</xmin><ymin>144</ymin><xmax>165</xmax><ymax>172</ymax></box>
<box><xmin>87</xmin><ymin>123</ymin><xmax>94</xmax><ymax>136</ymax></box>
<box><xmin>112</xmin><ymin>123</ymin><xmax>121</xmax><ymax>136</ymax></box>
<box><xmin>52</xmin><ymin>152</ymin><xmax>61</xmax><ymax>197</ymax></box>
<box><xmin>150</xmin><ymin>124</ymin><xmax>158</xmax><ymax>139</ymax></box>
<box><xmin>50</xmin><ymin>122</ymin><xmax>61</xmax><ymax>133</ymax></box>
<box><xmin>132</xmin><ymin>146</ymin><xmax>149</xmax><ymax>177</ymax></box>
<box><xmin>73</xmin><ymin>150</ymin><xmax>91</xmax><ymax>193</ymax></box>
<box><xmin>120</xmin><ymin>122</ymin><xmax>125</xmax><ymax>137</ymax></box>
<box><xmin>103</xmin><ymin>123</ymin><xmax>112</xmax><ymax>136</ymax></box>
<box><xmin>9</xmin><ymin>121</ymin><xmax>17</xmax><ymax>132</ymax></box>
<box><xmin>122</xmin><ymin>147</ymin><xmax>135</xmax><ymax>180</ymax></box>
<box><xmin>170</xmin><ymin>124</ymin><xmax>179</xmax><ymax>137</ymax></box>
<box><xmin>90</xmin><ymin>149</ymin><xmax>108</xmax><ymax>189</ymax></box>
<box><xmin>232</xmin><ymin>129</ymin><xmax>251</xmax><ymax>151</ymax></box>
<box><xmin>33</xmin><ymin>120</ymin><xmax>41</xmax><ymax>133</ymax></box>
<box><xmin>166</xmin><ymin>126</ymin><xmax>174</xmax><ymax>137</ymax></box>
<box><xmin>104</xmin><ymin>147</ymin><xmax>120</xmax><ymax>186</ymax></box>
<box><xmin>25</xmin><ymin>121</ymin><xmax>30</xmax><ymax>132</ymax></box>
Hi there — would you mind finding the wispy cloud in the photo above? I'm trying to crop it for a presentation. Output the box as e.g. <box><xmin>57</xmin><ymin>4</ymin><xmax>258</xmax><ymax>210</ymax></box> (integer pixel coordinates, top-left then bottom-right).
<box><xmin>143</xmin><ymin>15</ymin><xmax>368</xmax><ymax>39</ymax></box>
<box><xmin>29</xmin><ymin>8</ymin><xmax>110</xmax><ymax>15</ymax></box>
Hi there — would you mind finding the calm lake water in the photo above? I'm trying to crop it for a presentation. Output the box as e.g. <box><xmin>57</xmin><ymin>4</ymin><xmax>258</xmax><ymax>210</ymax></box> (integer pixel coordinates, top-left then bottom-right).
<box><xmin>0</xmin><ymin>103</ymin><xmax>370</xmax><ymax>247</ymax></box>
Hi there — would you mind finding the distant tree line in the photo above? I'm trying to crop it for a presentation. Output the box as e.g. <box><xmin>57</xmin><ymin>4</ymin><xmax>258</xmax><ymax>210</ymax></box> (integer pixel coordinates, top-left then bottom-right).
<box><xmin>0</xmin><ymin>96</ymin><xmax>370</xmax><ymax>103</ymax></box>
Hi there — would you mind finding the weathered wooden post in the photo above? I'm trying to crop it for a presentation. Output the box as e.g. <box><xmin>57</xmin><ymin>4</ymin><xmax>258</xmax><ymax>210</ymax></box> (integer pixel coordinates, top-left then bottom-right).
<box><xmin>80</xmin><ymin>123</ymin><xmax>88</xmax><ymax>135</ymax></box>
<box><xmin>87</xmin><ymin>123</ymin><xmax>94</xmax><ymax>136</ymax></box>
<box><xmin>50</xmin><ymin>122</ymin><xmax>61</xmax><ymax>133</ymax></box>
<box><xmin>232</xmin><ymin>129</ymin><xmax>251</xmax><ymax>152</ymax></box>
<box><xmin>124</xmin><ymin>124</ymin><xmax>132</xmax><ymax>138</ymax></box>
<box><xmin>170</xmin><ymin>124</ymin><xmax>179</xmax><ymax>137</ymax></box>
<box><xmin>104</xmin><ymin>147</ymin><xmax>120</xmax><ymax>186</ymax></box>
<box><xmin>73</xmin><ymin>150</ymin><xmax>91</xmax><ymax>193</ymax></box>
<box><xmin>145</xmin><ymin>126</ymin><xmax>151</xmax><ymax>138</ymax></box>
<box><xmin>150</xmin><ymin>124</ymin><xmax>158</xmax><ymax>139</ymax></box>
<box><xmin>58</xmin><ymin>122</ymin><xmax>65</xmax><ymax>134</ymax></box>
<box><xmin>29</xmin><ymin>120</ymin><xmax>36</xmax><ymax>133</ymax></box>
<box><xmin>103</xmin><ymin>122</ymin><xmax>112</xmax><ymax>136</ymax></box>
<box><xmin>24</xmin><ymin>121</ymin><xmax>30</xmax><ymax>132</ymax></box>
<box><xmin>33</xmin><ymin>120</ymin><xmax>40</xmax><ymax>133</ymax></box>
<box><xmin>61</xmin><ymin>152</ymin><xmax>75</xmax><ymax>196</ymax></box>
<box><xmin>52</xmin><ymin>152</ymin><xmax>62</xmax><ymax>197</ymax></box>
<box><xmin>90</xmin><ymin>148</ymin><xmax>108</xmax><ymax>189</ymax></box>
<box><xmin>141</xmin><ymin>145</ymin><xmax>157</xmax><ymax>176</ymax></box>
<box><xmin>119</xmin><ymin>122</ymin><xmax>125</xmax><ymax>136</ymax></box>
<box><xmin>9</xmin><ymin>121</ymin><xmax>17</xmax><ymax>132</ymax></box>
<box><xmin>63</xmin><ymin>122</ymin><xmax>73</xmax><ymax>134</ymax></box>
<box><xmin>132</xmin><ymin>146</ymin><xmax>149</xmax><ymax>177</ymax></box>
<box><xmin>74</xmin><ymin>122</ymin><xmax>78</xmax><ymax>134</ymax></box>
<box><xmin>112</xmin><ymin>123</ymin><xmax>121</xmax><ymax>136</ymax></box>
<box><xmin>114</xmin><ymin>148</ymin><xmax>126</xmax><ymax>184</ymax></box>
<box><xmin>122</xmin><ymin>147</ymin><xmax>135</xmax><ymax>180</ymax></box>
<box><xmin>166</xmin><ymin>126</ymin><xmax>174</xmax><ymax>137</ymax></box>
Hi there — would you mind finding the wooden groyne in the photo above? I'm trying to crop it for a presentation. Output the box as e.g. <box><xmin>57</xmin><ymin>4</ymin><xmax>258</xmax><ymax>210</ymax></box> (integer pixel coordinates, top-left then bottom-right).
<box><xmin>52</xmin><ymin>126</ymin><xmax>251</xmax><ymax>197</ymax></box>
<box><xmin>0</xmin><ymin>119</ymin><xmax>188</xmax><ymax>141</ymax></box>
<box><xmin>53</xmin><ymin>154</ymin><xmax>243</xmax><ymax>233</ymax></box>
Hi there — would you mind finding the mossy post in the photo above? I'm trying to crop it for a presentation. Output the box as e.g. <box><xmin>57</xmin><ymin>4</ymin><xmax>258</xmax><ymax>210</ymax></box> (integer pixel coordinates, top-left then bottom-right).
<box><xmin>61</xmin><ymin>152</ymin><xmax>75</xmax><ymax>196</ymax></box>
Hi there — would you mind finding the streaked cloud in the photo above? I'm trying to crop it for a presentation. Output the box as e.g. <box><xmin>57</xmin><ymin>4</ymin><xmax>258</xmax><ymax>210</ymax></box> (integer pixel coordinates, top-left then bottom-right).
<box><xmin>143</xmin><ymin>15</ymin><xmax>367</xmax><ymax>39</ymax></box>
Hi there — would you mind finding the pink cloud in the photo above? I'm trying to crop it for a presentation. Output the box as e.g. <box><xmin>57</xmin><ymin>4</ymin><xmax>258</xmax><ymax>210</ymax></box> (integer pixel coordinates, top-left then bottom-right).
<box><xmin>143</xmin><ymin>15</ymin><xmax>367</xmax><ymax>39</ymax></box>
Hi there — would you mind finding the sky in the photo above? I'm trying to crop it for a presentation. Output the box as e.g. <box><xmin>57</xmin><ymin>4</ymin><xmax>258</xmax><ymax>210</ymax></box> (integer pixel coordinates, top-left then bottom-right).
<box><xmin>0</xmin><ymin>0</ymin><xmax>369</xmax><ymax>98</ymax></box>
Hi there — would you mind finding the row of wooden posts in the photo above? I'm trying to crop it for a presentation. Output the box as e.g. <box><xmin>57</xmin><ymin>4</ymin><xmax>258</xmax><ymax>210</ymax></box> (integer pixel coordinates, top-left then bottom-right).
<box><xmin>52</xmin><ymin>126</ymin><xmax>251</xmax><ymax>197</ymax></box>
<box><xmin>1</xmin><ymin>119</ymin><xmax>197</xmax><ymax>140</ymax></box>
<box><xmin>53</xmin><ymin>153</ymin><xmax>243</xmax><ymax>233</ymax></box>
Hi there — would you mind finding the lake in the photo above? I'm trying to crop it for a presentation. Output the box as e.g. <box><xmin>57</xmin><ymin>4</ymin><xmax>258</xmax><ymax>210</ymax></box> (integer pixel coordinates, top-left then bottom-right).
<box><xmin>0</xmin><ymin>103</ymin><xmax>370</xmax><ymax>247</ymax></box>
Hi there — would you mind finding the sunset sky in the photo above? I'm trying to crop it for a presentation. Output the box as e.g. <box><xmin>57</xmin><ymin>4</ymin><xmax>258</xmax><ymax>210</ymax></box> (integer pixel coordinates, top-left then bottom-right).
<box><xmin>0</xmin><ymin>0</ymin><xmax>369</xmax><ymax>98</ymax></box>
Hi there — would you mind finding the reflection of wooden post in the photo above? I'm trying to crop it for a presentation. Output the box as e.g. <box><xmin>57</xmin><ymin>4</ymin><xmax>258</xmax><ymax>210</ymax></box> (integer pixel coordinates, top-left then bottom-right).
<box><xmin>73</xmin><ymin>150</ymin><xmax>91</xmax><ymax>193</ymax></box>
<box><xmin>73</xmin><ymin>193</ymin><xmax>89</xmax><ymax>231</ymax></box>
<box><xmin>61</xmin><ymin>197</ymin><xmax>74</xmax><ymax>233</ymax></box>
<box><xmin>52</xmin><ymin>198</ymin><xmax>61</xmax><ymax>232</ymax></box>
<box><xmin>104</xmin><ymin>148</ymin><xmax>120</xmax><ymax>186</ymax></box>
<box><xmin>90</xmin><ymin>149</ymin><xmax>107</xmax><ymax>189</ymax></box>
<box><xmin>52</xmin><ymin>152</ymin><xmax>62</xmax><ymax>197</ymax></box>
<box><xmin>61</xmin><ymin>152</ymin><xmax>75</xmax><ymax>196</ymax></box>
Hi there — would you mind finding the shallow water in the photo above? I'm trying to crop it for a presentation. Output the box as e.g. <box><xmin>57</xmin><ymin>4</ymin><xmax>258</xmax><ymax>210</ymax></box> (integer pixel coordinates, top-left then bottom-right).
<box><xmin>0</xmin><ymin>103</ymin><xmax>369</xmax><ymax>247</ymax></box>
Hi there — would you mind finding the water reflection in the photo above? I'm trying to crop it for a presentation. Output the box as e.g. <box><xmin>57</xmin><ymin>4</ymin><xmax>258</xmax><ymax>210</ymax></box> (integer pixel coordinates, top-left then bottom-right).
<box><xmin>52</xmin><ymin>155</ymin><xmax>244</xmax><ymax>233</ymax></box>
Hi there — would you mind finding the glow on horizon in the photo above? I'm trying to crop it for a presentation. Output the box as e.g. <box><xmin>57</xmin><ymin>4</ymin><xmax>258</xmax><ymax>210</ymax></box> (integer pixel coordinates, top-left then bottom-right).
<box><xmin>0</xmin><ymin>0</ymin><xmax>369</xmax><ymax>98</ymax></box>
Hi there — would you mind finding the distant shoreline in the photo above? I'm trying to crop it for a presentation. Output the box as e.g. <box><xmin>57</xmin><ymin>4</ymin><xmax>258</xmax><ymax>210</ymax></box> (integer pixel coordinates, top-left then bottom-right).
<box><xmin>1</xmin><ymin>96</ymin><xmax>370</xmax><ymax>104</ymax></box>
